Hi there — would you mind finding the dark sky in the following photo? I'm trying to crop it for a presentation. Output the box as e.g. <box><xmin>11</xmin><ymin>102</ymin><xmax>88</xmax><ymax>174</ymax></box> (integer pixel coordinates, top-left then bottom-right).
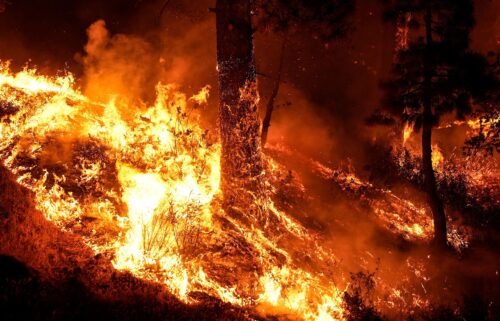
<box><xmin>0</xmin><ymin>0</ymin><xmax>158</xmax><ymax>70</ymax></box>
<box><xmin>0</xmin><ymin>0</ymin><xmax>498</xmax><ymax>162</ymax></box>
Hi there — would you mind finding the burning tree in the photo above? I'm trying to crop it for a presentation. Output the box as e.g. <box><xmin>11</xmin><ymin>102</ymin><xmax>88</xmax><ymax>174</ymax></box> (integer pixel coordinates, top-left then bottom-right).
<box><xmin>215</xmin><ymin>0</ymin><xmax>354</xmax><ymax>212</ymax></box>
<box><xmin>380</xmin><ymin>0</ymin><xmax>498</xmax><ymax>248</ymax></box>
<box><xmin>215</xmin><ymin>0</ymin><xmax>265</xmax><ymax>217</ymax></box>
<box><xmin>0</xmin><ymin>62</ymin><xmax>350</xmax><ymax>320</ymax></box>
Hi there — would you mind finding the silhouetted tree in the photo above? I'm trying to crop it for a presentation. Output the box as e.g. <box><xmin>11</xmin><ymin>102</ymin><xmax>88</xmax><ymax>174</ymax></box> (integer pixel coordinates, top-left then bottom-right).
<box><xmin>464</xmin><ymin>53</ymin><xmax>500</xmax><ymax>155</ymax></box>
<box><xmin>254</xmin><ymin>0</ymin><xmax>354</xmax><ymax>41</ymax></box>
<box><xmin>255</xmin><ymin>0</ymin><xmax>355</xmax><ymax>147</ymax></box>
<box><xmin>214</xmin><ymin>0</ymin><xmax>354</xmax><ymax>212</ymax></box>
<box><xmin>260</xmin><ymin>35</ymin><xmax>287</xmax><ymax>147</ymax></box>
<box><xmin>380</xmin><ymin>0</ymin><xmax>497</xmax><ymax>248</ymax></box>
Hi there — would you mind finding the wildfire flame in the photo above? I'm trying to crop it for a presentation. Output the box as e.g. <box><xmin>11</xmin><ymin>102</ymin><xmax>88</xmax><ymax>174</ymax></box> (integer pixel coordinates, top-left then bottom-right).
<box><xmin>2</xmin><ymin>59</ymin><xmax>496</xmax><ymax>320</ymax></box>
<box><xmin>402</xmin><ymin>122</ymin><xmax>414</xmax><ymax>146</ymax></box>
<box><xmin>0</xmin><ymin>62</ymin><xmax>347</xmax><ymax>321</ymax></box>
<box><xmin>431</xmin><ymin>144</ymin><xmax>444</xmax><ymax>168</ymax></box>
<box><xmin>0</xmin><ymin>55</ymin><xmax>498</xmax><ymax>320</ymax></box>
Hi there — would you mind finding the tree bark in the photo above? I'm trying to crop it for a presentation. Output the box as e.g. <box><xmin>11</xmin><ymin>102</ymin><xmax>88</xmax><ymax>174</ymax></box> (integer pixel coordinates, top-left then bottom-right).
<box><xmin>215</xmin><ymin>0</ymin><xmax>264</xmax><ymax>209</ymax></box>
<box><xmin>261</xmin><ymin>35</ymin><xmax>287</xmax><ymax>148</ymax></box>
<box><xmin>423</xmin><ymin>1</ymin><xmax>448</xmax><ymax>248</ymax></box>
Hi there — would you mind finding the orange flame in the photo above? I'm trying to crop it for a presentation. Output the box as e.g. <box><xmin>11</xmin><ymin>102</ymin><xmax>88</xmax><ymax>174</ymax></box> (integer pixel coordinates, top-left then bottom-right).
<box><xmin>0</xmin><ymin>62</ymin><xmax>345</xmax><ymax>321</ymax></box>
<box><xmin>403</xmin><ymin>122</ymin><xmax>414</xmax><ymax>146</ymax></box>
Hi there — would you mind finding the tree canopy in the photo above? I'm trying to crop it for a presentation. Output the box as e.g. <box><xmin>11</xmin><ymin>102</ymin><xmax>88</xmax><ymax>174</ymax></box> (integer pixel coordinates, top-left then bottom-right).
<box><xmin>254</xmin><ymin>0</ymin><xmax>355</xmax><ymax>41</ymax></box>
<box><xmin>381</xmin><ymin>0</ymin><xmax>497</xmax><ymax>128</ymax></box>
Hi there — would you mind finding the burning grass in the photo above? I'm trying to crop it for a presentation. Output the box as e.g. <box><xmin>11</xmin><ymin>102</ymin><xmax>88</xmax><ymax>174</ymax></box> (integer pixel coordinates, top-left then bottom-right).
<box><xmin>0</xmin><ymin>62</ymin><xmax>346</xmax><ymax>321</ymax></box>
<box><xmin>1</xmin><ymin>62</ymin><xmax>499</xmax><ymax>321</ymax></box>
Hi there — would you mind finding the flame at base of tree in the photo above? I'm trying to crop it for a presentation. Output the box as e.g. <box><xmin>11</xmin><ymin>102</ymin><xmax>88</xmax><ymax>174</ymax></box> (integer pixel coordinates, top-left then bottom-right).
<box><xmin>1</xmin><ymin>61</ymin><xmax>497</xmax><ymax>321</ymax></box>
<box><xmin>0</xmin><ymin>62</ymin><xmax>347</xmax><ymax>321</ymax></box>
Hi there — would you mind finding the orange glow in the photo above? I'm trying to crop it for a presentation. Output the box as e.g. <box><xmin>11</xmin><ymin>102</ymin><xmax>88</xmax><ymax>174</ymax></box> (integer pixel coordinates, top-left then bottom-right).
<box><xmin>431</xmin><ymin>144</ymin><xmax>444</xmax><ymax>168</ymax></box>
<box><xmin>402</xmin><ymin>122</ymin><xmax>414</xmax><ymax>146</ymax></box>
<box><xmin>0</xmin><ymin>62</ymin><xmax>346</xmax><ymax>321</ymax></box>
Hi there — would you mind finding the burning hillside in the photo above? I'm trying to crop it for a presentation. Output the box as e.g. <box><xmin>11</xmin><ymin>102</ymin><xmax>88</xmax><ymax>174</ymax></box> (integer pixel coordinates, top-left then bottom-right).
<box><xmin>1</xmin><ymin>60</ymin><xmax>499</xmax><ymax>320</ymax></box>
<box><xmin>1</xmin><ymin>1</ymin><xmax>499</xmax><ymax>321</ymax></box>
<box><xmin>0</xmin><ymin>63</ymin><xmax>348</xmax><ymax>320</ymax></box>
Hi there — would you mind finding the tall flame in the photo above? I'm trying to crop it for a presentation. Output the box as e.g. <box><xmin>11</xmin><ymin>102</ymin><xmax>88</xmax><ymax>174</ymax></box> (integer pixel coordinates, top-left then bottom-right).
<box><xmin>0</xmin><ymin>62</ymin><xmax>346</xmax><ymax>321</ymax></box>
<box><xmin>403</xmin><ymin>122</ymin><xmax>414</xmax><ymax>146</ymax></box>
<box><xmin>431</xmin><ymin>144</ymin><xmax>444</xmax><ymax>168</ymax></box>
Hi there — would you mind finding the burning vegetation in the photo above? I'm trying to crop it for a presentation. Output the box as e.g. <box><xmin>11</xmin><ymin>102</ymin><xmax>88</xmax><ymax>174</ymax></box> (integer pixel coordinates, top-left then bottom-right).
<box><xmin>0</xmin><ymin>1</ymin><xmax>499</xmax><ymax>321</ymax></box>
<box><xmin>0</xmin><ymin>63</ymin><xmax>347</xmax><ymax>320</ymax></box>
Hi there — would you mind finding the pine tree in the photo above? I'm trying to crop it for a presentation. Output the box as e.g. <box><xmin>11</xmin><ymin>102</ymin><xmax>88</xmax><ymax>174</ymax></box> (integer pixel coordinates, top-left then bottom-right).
<box><xmin>381</xmin><ymin>0</ymin><xmax>497</xmax><ymax>248</ymax></box>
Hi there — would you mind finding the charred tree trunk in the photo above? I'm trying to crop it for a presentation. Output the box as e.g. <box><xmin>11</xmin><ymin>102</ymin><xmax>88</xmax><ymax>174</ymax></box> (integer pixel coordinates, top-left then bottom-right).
<box><xmin>215</xmin><ymin>0</ymin><xmax>264</xmax><ymax>211</ymax></box>
<box><xmin>423</xmin><ymin>2</ymin><xmax>448</xmax><ymax>248</ymax></box>
<box><xmin>261</xmin><ymin>35</ymin><xmax>287</xmax><ymax>147</ymax></box>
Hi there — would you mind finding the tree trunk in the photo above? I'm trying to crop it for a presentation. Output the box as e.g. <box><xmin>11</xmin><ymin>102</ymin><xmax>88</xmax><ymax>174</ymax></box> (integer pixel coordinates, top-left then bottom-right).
<box><xmin>423</xmin><ymin>1</ymin><xmax>448</xmax><ymax>248</ymax></box>
<box><xmin>261</xmin><ymin>35</ymin><xmax>287</xmax><ymax>147</ymax></box>
<box><xmin>215</xmin><ymin>0</ymin><xmax>264</xmax><ymax>210</ymax></box>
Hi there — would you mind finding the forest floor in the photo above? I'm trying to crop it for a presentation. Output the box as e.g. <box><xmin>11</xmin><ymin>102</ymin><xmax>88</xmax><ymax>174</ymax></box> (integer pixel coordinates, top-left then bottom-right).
<box><xmin>1</xmin><ymin>144</ymin><xmax>499</xmax><ymax>321</ymax></box>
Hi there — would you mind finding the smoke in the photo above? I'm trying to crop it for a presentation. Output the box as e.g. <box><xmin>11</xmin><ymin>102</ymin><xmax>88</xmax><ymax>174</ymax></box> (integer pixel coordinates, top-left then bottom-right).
<box><xmin>77</xmin><ymin>20</ymin><xmax>160</xmax><ymax>102</ymax></box>
<box><xmin>264</xmin><ymin>84</ymin><xmax>336</xmax><ymax>161</ymax></box>
<box><xmin>74</xmin><ymin>6</ymin><xmax>218</xmax><ymax>125</ymax></box>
